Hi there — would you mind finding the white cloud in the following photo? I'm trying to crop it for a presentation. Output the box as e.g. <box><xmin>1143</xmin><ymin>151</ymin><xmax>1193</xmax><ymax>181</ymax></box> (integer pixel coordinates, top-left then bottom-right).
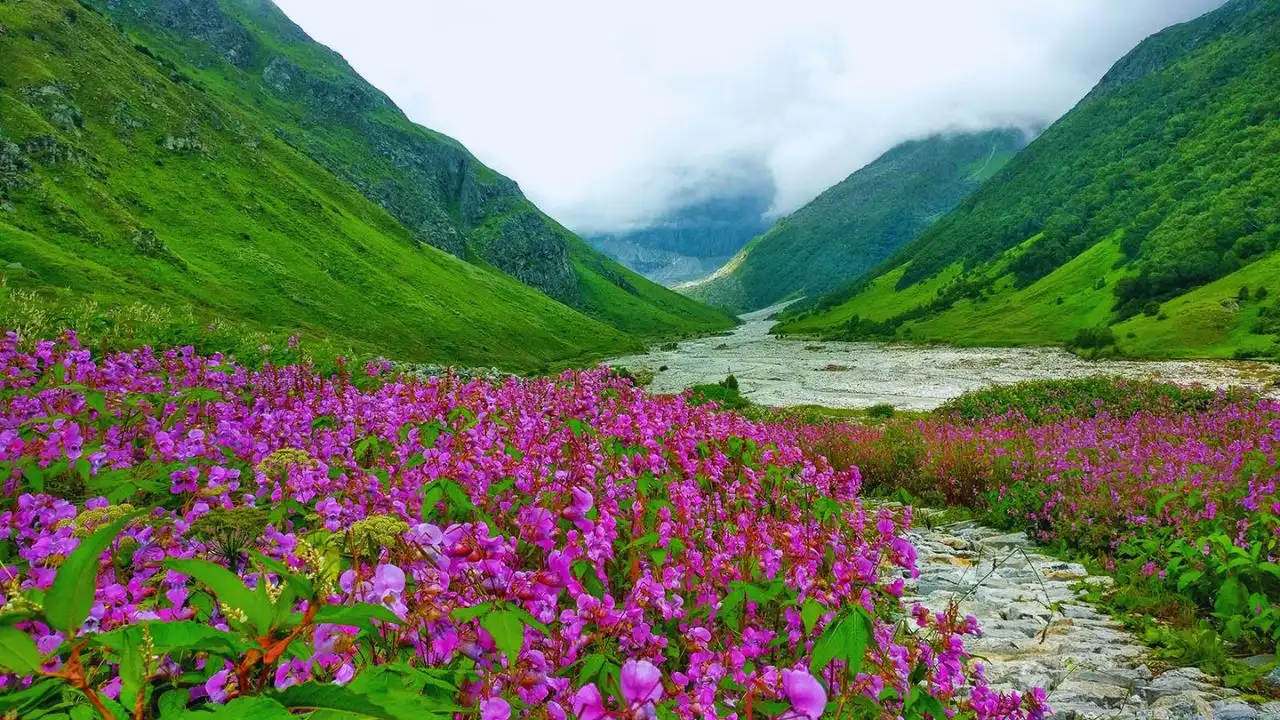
<box><xmin>274</xmin><ymin>0</ymin><xmax>1226</xmax><ymax>232</ymax></box>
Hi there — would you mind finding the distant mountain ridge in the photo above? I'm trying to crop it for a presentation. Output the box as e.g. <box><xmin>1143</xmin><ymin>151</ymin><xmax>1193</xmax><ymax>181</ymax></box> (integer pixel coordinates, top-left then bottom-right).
<box><xmin>0</xmin><ymin>0</ymin><xmax>731</xmax><ymax>370</ymax></box>
<box><xmin>683</xmin><ymin>129</ymin><xmax>1029</xmax><ymax>312</ymax></box>
<box><xmin>780</xmin><ymin>0</ymin><xmax>1280</xmax><ymax>360</ymax></box>
<box><xmin>583</xmin><ymin>186</ymin><xmax>775</xmax><ymax>286</ymax></box>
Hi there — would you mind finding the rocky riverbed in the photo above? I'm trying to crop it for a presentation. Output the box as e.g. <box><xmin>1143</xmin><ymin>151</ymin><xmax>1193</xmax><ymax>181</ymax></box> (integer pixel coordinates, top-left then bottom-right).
<box><xmin>608</xmin><ymin>305</ymin><xmax>1280</xmax><ymax>410</ymax></box>
<box><xmin>906</xmin><ymin>518</ymin><xmax>1279</xmax><ymax>719</ymax></box>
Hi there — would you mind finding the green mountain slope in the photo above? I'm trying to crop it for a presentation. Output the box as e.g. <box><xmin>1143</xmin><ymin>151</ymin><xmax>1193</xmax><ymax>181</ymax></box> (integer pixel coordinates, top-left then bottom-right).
<box><xmin>781</xmin><ymin>0</ymin><xmax>1280</xmax><ymax>358</ymax></box>
<box><xmin>682</xmin><ymin>129</ymin><xmax>1028</xmax><ymax>313</ymax></box>
<box><xmin>0</xmin><ymin>0</ymin><xmax>730</xmax><ymax>370</ymax></box>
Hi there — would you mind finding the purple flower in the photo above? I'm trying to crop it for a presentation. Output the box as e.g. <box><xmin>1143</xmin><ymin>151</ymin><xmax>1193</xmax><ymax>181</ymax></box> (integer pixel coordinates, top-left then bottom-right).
<box><xmin>572</xmin><ymin>683</ymin><xmax>606</xmax><ymax>720</ymax></box>
<box><xmin>782</xmin><ymin>669</ymin><xmax>826</xmax><ymax>719</ymax></box>
<box><xmin>205</xmin><ymin>668</ymin><xmax>235</xmax><ymax>704</ymax></box>
<box><xmin>480</xmin><ymin>697</ymin><xmax>512</xmax><ymax>720</ymax></box>
<box><xmin>620</xmin><ymin>659</ymin><xmax>662</xmax><ymax>714</ymax></box>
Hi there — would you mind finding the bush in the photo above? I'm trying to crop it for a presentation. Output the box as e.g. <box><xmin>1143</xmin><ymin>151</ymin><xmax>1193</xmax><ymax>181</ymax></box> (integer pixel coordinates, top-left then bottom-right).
<box><xmin>866</xmin><ymin>403</ymin><xmax>896</xmax><ymax>419</ymax></box>
<box><xmin>935</xmin><ymin>377</ymin><xmax>1239</xmax><ymax>425</ymax></box>
<box><xmin>1069</xmin><ymin>326</ymin><xmax>1117</xmax><ymax>350</ymax></box>
<box><xmin>1238</xmin><ymin>286</ymin><xmax>1251</xmax><ymax>302</ymax></box>
<box><xmin>1143</xmin><ymin>300</ymin><xmax>1162</xmax><ymax>317</ymax></box>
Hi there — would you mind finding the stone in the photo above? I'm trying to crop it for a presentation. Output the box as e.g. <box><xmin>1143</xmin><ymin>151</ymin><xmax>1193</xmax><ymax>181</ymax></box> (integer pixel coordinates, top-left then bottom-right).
<box><xmin>981</xmin><ymin>531</ymin><xmax>1032</xmax><ymax>549</ymax></box>
<box><xmin>1212</xmin><ymin>702</ymin><xmax>1261</xmax><ymax>720</ymax></box>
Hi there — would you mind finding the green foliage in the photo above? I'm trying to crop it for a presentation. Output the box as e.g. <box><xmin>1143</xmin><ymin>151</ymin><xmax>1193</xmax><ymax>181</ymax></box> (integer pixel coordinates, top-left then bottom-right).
<box><xmin>686</xmin><ymin>129</ymin><xmax>1027</xmax><ymax>312</ymax></box>
<box><xmin>1067</xmin><ymin>326</ymin><xmax>1117</xmax><ymax>352</ymax></box>
<box><xmin>687</xmin><ymin>376</ymin><xmax>751</xmax><ymax>410</ymax></box>
<box><xmin>866</xmin><ymin>403</ymin><xmax>896</xmax><ymax>419</ymax></box>
<box><xmin>934</xmin><ymin>377</ymin><xmax>1236</xmax><ymax>425</ymax></box>
<box><xmin>789</xmin><ymin>0</ymin><xmax>1280</xmax><ymax>358</ymax></box>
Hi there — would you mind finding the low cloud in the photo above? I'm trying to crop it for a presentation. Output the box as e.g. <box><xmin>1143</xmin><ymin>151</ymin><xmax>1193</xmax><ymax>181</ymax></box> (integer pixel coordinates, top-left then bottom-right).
<box><xmin>275</xmin><ymin>0</ymin><xmax>1226</xmax><ymax>232</ymax></box>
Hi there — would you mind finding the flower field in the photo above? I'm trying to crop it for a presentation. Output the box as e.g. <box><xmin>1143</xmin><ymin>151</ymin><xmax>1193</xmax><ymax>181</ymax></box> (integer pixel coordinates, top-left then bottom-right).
<box><xmin>806</xmin><ymin>383</ymin><xmax>1280</xmax><ymax>660</ymax></box>
<box><xmin>0</xmin><ymin>333</ymin><xmax>1046</xmax><ymax>719</ymax></box>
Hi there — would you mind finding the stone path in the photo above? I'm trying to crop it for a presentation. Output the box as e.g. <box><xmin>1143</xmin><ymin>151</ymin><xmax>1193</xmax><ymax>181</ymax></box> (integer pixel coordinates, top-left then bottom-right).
<box><xmin>904</xmin><ymin>518</ymin><xmax>1280</xmax><ymax>719</ymax></box>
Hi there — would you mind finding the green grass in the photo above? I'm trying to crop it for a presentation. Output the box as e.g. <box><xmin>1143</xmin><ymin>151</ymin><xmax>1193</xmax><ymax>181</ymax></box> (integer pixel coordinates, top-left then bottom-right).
<box><xmin>780</xmin><ymin>263</ymin><xmax>962</xmax><ymax>331</ymax></box>
<box><xmin>901</xmin><ymin>235</ymin><xmax>1128</xmax><ymax>346</ymax></box>
<box><xmin>0</xmin><ymin>0</ymin><xmax>730</xmax><ymax>373</ymax></box>
<box><xmin>1116</xmin><ymin>251</ymin><xmax>1280</xmax><ymax>358</ymax></box>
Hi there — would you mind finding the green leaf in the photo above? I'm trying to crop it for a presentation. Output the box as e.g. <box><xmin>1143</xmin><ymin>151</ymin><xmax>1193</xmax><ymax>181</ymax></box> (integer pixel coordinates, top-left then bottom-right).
<box><xmin>1215</xmin><ymin>576</ymin><xmax>1246</xmax><ymax>617</ymax></box>
<box><xmin>157</xmin><ymin>689</ymin><xmax>189</xmax><ymax>718</ymax></box>
<box><xmin>0</xmin><ymin>678</ymin><xmax>59</xmax><ymax>714</ymax></box>
<box><xmin>197</xmin><ymin>696</ymin><xmax>297</xmax><ymax>719</ymax></box>
<box><xmin>46</xmin><ymin>511</ymin><xmax>142</xmax><ymax>635</ymax></box>
<box><xmin>118</xmin><ymin>625</ymin><xmax>146</xmax><ymax>712</ymax></box>
<box><xmin>800</xmin><ymin>599</ymin><xmax>826</xmax><ymax>636</ymax></box>
<box><xmin>314</xmin><ymin>603</ymin><xmax>403</xmax><ymax>637</ymax></box>
<box><xmin>1177</xmin><ymin>569</ymin><xmax>1204</xmax><ymax>592</ymax></box>
<box><xmin>840</xmin><ymin>608</ymin><xmax>873</xmax><ymax>675</ymax></box>
<box><xmin>166</xmin><ymin>558</ymin><xmax>273</xmax><ymax>635</ymax></box>
<box><xmin>22</xmin><ymin>464</ymin><xmax>44</xmax><ymax>492</ymax></box>
<box><xmin>0</xmin><ymin>626</ymin><xmax>42</xmax><ymax>675</ymax></box>
<box><xmin>85</xmin><ymin>391</ymin><xmax>107</xmax><ymax>418</ymax></box>
<box><xmin>809</xmin><ymin>619</ymin><xmax>842</xmax><ymax>674</ymax></box>
<box><xmin>480</xmin><ymin>609</ymin><xmax>525</xmax><ymax>665</ymax></box>
<box><xmin>94</xmin><ymin>620</ymin><xmax>248</xmax><ymax>657</ymax></box>
<box><xmin>506</xmin><ymin>605</ymin><xmax>550</xmax><ymax>638</ymax></box>
<box><xmin>576</xmin><ymin>653</ymin><xmax>607</xmax><ymax>683</ymax></box>
<box><xmin>254</xmin><ymin>553</ymin><xmax>315</xmax><ymax>600</ymax></box>
<box><xmin>273</xmin><ymin>682</ymin><xmax>397</xmax><ymax>718</ymax></box>
<box><xmin>450</xmin><ymin>601</ymin><xmax>493</xmax><ymax>624</ymax></box>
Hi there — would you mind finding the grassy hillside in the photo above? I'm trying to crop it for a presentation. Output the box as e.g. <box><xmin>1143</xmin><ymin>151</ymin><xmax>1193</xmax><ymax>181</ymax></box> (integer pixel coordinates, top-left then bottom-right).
<box><xmin>0</xmin><ymin>0</ymin><xmax>730</xmax><ymax>372</ymax></box>
<box><xmin>781</xmin><ymin>0</ymin><xmax>1280</xmax><ymax>358</ymax></box>
<box><xmin>682</xmin><ymin>129</ymin><xmax>1027</xmax><ymax>312</ymax></box>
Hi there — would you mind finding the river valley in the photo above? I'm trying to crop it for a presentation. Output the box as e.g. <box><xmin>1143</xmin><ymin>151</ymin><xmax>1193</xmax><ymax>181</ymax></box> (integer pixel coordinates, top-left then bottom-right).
<box><xmin>607</xmin><ymin>305</ymin><xmax>1280</xmax><ymax>410</ymax></box>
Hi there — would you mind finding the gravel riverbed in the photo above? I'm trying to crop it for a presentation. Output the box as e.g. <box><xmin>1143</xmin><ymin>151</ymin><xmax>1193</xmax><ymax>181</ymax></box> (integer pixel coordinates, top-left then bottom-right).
<box><xmin>607</xmin><ymin>305</ymin><xmax>1280</xmax><ymax>410</ymax></box>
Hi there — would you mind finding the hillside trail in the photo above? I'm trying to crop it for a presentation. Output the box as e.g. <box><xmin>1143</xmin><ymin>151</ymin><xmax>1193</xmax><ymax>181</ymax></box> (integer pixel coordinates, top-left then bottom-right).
<box><xmin>903</xmin><ymin>516</ymin><xmax>1280</xmax><ymax>719</ymax></box>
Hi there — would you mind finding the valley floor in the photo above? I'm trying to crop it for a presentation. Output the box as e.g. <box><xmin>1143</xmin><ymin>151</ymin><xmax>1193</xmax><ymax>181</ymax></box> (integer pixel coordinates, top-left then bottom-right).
<box><xmin>607</xmin><ymin>305</ymin><xmax>1280</xmax><ymax>410</ymax></box>
<box><xmin>906</xmin><ymin>516</ymin><xmax>1277</xmax><ymax>720</ymax></box>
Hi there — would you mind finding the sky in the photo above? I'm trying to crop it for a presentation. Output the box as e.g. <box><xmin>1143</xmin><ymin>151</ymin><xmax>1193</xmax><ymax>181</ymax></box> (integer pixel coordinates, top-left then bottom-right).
<box><xmin>275</xmin><ymin>0</ymin><xmax>1227</xmax><ymax>233</ymax></box>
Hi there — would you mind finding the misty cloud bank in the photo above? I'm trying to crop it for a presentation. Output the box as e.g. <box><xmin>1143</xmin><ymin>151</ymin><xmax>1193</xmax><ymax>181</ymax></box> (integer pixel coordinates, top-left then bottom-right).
<box><xmin>275</xmin><ymin>0</ymin><xmax>1226</xmax><ymax>233</ymax></box>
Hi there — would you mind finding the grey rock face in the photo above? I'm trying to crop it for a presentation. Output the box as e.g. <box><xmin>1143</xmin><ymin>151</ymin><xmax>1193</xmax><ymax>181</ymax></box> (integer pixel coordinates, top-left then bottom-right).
<box><xmin>0</xmin><ymin>141</ymin><xmax>29</xmax><ymax>200</ymax></box>
<box><xmin>105</xmin><ymin>0</ymin><xmax>259</xmax><ymax>68</ymax></box>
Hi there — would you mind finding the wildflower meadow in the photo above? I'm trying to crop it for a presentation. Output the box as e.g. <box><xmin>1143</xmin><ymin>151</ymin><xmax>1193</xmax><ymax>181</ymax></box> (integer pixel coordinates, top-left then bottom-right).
<box><xmin>0</xmin><ymin>333</ymin><xmax>1047</xmax><ymax>719</ymax></box>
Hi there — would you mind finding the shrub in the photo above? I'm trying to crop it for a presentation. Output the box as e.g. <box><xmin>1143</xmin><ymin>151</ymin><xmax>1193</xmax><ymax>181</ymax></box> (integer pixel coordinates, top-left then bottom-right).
<box><xmin>1143</xmin><ymin>300</ymin><xmax>1162</xmax><ymax>317</ymax></box>
<box><xmin>1069</xmin><ymin>326</ymin><xmax>1116</xmax><ymax>350</ymax></box>
<box><xmin>867</xmin><ymin>403</ymin><xmax>896</xmax><ymax>419</ymax></box>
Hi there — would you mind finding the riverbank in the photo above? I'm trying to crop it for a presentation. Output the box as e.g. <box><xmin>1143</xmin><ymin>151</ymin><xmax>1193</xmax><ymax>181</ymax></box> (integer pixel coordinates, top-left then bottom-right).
<box><xmin>607</xmin><ymin>305</ymin><xmax>1280</xmax><ymax>410</ymax></box>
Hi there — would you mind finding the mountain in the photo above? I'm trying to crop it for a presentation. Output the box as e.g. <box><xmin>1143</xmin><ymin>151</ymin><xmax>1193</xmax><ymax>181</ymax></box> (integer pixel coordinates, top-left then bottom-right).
<box><xmin>681</xmin><ymin>129</ymin><xmax>1029</xmax><ymax>313</ymax></box>
<box><xmin>582</xmin><ymin>177</ymin><xmax>775</xmax><ymax>286</ymax></box>
<box><xmin>0</xmin><ymin>0</ymin><xmax>731</xmax><ymax>371</ymax></box>
<box><xmin>780</xmin><ymin>0</ymin><xmax>1280</xmax><ymax>359</ymax></box>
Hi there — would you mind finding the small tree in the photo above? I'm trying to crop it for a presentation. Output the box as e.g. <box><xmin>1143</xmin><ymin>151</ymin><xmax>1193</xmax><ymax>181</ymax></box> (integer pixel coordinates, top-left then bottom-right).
<box><xmin>1239</xmin><ymin>286</ymin><xmax>1252</xmax><ymax>302</ymax></box>
<box><xmin>1143</xmin><ymin>301</ymin><xmax>1161</xmax><ymax>317</ymax></box>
